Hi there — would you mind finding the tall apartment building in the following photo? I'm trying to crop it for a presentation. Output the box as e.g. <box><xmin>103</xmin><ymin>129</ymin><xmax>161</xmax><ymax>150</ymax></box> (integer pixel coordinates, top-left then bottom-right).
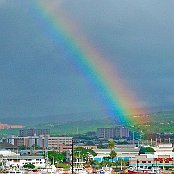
<box><xmin>19</xmin><ymin>128</ymin><xmax>50</xmax><ymax>137</ymax></box>
<box><xmin>5</xmin><ymin>136</ymin><xmax>39</xmax><ymax>148</ymax></box>
<box><xmin>97</xmin><ymin>127</ymin><xmax>130</xmax><ymax>139</ymax></box>
<box><xmin>120</xmin><ymin>126</ymin><xmax>130</xmax><ymax>138</ymax></box>
<box><xmin>38</xmin><ymin>135</ymin><xmax>73</xmax><ymax>149</ymax></box>
<box><xmin>3</xmin><ymin>135</ymin><xmax>73</xmax><ymax>150</ymax></box>
<box><xmin>97</xmin><ymin>128</ymin><xmax>115</xmax><ymax>139</ymax></box>
<box><xmin>48</xmin><ymin>136</ymin><xmax>72</xmax><ymax>149</ymax></box>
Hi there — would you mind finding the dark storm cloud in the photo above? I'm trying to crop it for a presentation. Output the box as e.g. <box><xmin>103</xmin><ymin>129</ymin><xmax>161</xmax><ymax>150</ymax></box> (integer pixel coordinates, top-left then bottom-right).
<box><xmin>62</xmin><ymin>0</ymin><xmax>174</xmax><ymax>109</ymax></box>
<box><xmin>0</xmin><ymin>0</ymin><xmax>174</xmax><ymax>122</ymax></box>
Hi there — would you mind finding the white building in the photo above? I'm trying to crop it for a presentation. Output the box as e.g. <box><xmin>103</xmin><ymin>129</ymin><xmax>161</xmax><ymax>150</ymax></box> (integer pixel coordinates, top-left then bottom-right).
<box><xmin>129</xmin><ymin>143</ymin><xmax>174</xmax><ymax>168</ymax></box>
<box><xmin>1</xmin><ymin>156</ymin><xmax>46</xmax><ymax>168</ymax></box>
<box><xmin>93</xmin><ymin>145</ymin><xmax>140</xmax><ymax>162</ymax></box>
<box><xmin>154</xmin><ymin>143</ymin><xmax>174</xmax><ymax>157</ymax></box>
<box><xmin>0</xmin><ymin>149</ymin><xmax>19</xmax><ymax>156</ymax></box>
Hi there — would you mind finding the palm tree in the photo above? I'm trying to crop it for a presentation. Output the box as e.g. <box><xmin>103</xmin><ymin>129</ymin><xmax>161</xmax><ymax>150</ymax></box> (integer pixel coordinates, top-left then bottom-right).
<box><xmin>110</xmin><ymin>150</ymin><xmax>117</xmax><ymax>163</ymax></box>
<box><xmin>108</xmin><ymin>139</ymin><xmax>115</xmax><ymax>150</ymax></box>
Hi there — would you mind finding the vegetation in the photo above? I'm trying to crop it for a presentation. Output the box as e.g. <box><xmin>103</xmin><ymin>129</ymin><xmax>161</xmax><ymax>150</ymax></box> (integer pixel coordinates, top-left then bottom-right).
<box><xmin>37</xmin><ymin>118</ymin><xmax>114</xmax><ymax>136</ymax></box>
<box><xmin>101</xmin><ymin>160</ymin><xmax>112</xmax><ymax>167</ymax></box>
<box><xmin>23</xmin><ymin>163</ymin><xmax>35</xmax><ymax>169</ymax></box>
<box><xmin>135</xmin><ymin>112</ymin><xmax>174</xmax><ymax>134</ymax></box>
<box><xmin>115</xmin><ymin>159</ymin><xmax>128</xmax><ymax>169</ymax></box>
<box><xmin>139</xmin><ymin>147</ymin><xmax>155</xmax><ymax>154</ymax></box>
<box><xmin>18</xmin><ymin>145</ymin><xmax>27</xmax><ymax>150</ymax></box>
<box><xmin>56</xmin><ymin>163</ymin><xmax>71</xmax><ymax>169</ymax></box>
<box><xmin>0</xmin><ymin>128</ymin><xmax>19</xmax><ymax>138</ymax></box>
<box><xmin>0</xmin><ymin>118</ymin><xmax>114</xmax><ymax>137</ymax></box>
<box><xmin>103</xmin><ymin>156</ymin><xmax>111</xmax><ymax>162</ymax></box>
<box><xmin>48</xmin><ymin>151</ymin><xmax>65</xmax><ymax>163</ymax></box>
<box><xmin>74</xmin><ymin>147</ymin><xmax>97</xmax><ymax>162</ymax></box>
<box><xmin>1</xmin><ymin>111</ymin><xmax>174</xmax><ymax>138</ymax></box>
<box><xmin>90</xmin><ymin>160</ymin><xmax>100</xmax><ymax>170</ymax></box>
<box><xmin>108</xmin><ymin>139</ymin><xmax>115</xmax><ymax>150</ymax></box>
<box><xmin>110</xmin><ymin>150</ymin><xmax>117</xmax><ymax>162</ymax></box>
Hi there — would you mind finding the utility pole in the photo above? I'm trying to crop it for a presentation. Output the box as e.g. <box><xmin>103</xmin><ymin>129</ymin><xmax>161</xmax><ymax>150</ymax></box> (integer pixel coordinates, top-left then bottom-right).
<box><xmin>72</xmin><ymin>139</ymin><xmax>74</xmax><ymax>174</ymax></box>
<box><xmin>45</xmin><ymin>148</ymin><xmax>48</xmax><ymax>167</ymax></box>
<box><xmin>137</xmin><ymin>159</ymin><xmax>139</xmax><ymax>171</ymax></box>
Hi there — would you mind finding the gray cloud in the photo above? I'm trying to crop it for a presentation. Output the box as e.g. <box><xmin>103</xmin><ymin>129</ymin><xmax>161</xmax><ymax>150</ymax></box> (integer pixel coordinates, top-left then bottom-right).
<box><xmin>0</xmin><ymin>0</ymin><xmax>174</xmax><ymax>122</ymax></box>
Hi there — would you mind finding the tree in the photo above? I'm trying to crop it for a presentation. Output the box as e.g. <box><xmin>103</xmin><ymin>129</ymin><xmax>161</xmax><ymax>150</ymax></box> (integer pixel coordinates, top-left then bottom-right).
<box><xmin>110</xmin><ymin>150</ymin><xmax>117</xmax><ymax>162</ymax></box>
<box><xmin>74</xmin><ymin>147</ymin><xmax>97</xmax><ymax>163</ymax></box>
<box><xmin>139</xmin><ymin>147</ymin><xmax>155</xmax><ymax>154</ymax></box>
<box><xmin>31</xmin><ymin>144</ymin><xmax>41</xmax><ymax>150</ymax></box>
<box><xmin>108</xmin><ymin>139</ymin><xmax>115</xmax><ymax>150</ymax></box>
<box><xmin>115</xmin><ymin>159</ymin><xmax>127</xmax><ymax>169</ymax></box>
<box><xmin>23</xmin><ymin>163</ymin><xmax>35</xmax><ymax>169</ymax></box>
<box><xmin>108</xmin><ymin>139</ymin><xmax>116</xmax><ymax>163</ymax></box>
<box><xmin>90</xmin><ymin>160</ymin><xmax>100</xmax><ymax>170</ymax></box>
<box><xmin>19</xmin><ymin>145</ymin><xmax>27</xmax><ymax>150</ymax></box>
<box><xmin>48</xmin><ymin>151</ymin><xmax>65</xmax><ymax>163</ymax></box>
<box><xmin>103</xmin><ymin>156</ymin><xmax>111</xmax><ymax>162</ymax></box>
<box><xmin>101</xmin><ymin>157</ymin><xmax>112</xmax><ymax>167</ymax></box>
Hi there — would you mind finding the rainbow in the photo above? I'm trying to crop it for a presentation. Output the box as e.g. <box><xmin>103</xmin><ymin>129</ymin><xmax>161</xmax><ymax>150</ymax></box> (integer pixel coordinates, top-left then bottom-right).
<box><xmin>29</xmin><ymin>0</ymin><xmax>147</xmax><ymax>125</ymax></box>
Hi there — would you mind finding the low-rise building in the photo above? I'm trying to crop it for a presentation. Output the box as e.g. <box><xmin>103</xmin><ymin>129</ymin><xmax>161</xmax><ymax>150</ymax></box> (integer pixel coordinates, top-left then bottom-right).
<box><xmin>0</xmin><ymin>149</ymin><xmax>19</xmax><ymax>156</ymax></box>
<box><xmin>0</xmin><ymin>156</ymin><xmax>45</xmax><ymax>168</ymax></box>
<box><xmin>93</xmin><ymin>144</ymin><xmax>140</xmax><ymax>162</ymax></box>
<box><xmin>154</xmin><ymin>143</ymin><xmax>174</xmax><ymax>156</ymax></box>
<box><xmin>0</xmin><ymin>142</ymin><xmax>18</xmax><ymax>150</ymax></box>
<box><xmin>129</xmin><ymin>154</ymin><xmax>174</xmax><ymax>168</ymax></box>
<box><xmin>129</xmin><ymin>143</ymin><xmax>174</xmax><ymax>168</ymax></box>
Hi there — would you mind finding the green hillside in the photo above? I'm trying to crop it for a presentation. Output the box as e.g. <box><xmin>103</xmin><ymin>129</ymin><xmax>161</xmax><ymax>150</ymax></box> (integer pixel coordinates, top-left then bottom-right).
<box><xmin>34</xmin><ymin>118</ymin><xmax>115</xmax><ymax>136</ymax></box>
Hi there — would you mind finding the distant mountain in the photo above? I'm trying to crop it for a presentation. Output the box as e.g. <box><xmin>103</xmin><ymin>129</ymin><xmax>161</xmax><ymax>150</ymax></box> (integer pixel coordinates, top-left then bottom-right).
<box><xmin>1</xmin><ymin>107</ymin><xmax>174</xmax><ymax>126</ymax></box>
<box><xmin>27</xmin><ymin>118</ymin><xmax>115</xmax><ymax>136</ymax></box>
<box><xmin>0</xmin><ymin>111</ymin><xmax>107</xmax><ymax>125</ymax></box>
<box><xmin>147</xmin><ymin>105</ymin><xmax>174</xmax><ymax>113</ymax></box>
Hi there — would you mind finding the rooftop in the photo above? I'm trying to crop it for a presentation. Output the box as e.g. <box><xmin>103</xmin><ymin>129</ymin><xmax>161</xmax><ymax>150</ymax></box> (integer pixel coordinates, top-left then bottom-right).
<box><xmin>0</xmin><ymin>142</ymin><xmax>18</xmax><ymax>150</ymax></box>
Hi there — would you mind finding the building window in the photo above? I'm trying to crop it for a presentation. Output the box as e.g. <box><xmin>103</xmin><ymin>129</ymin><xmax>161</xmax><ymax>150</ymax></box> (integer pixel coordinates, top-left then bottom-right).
<box><xmin>142</xmin><ymin>161</ymin><xmax>146</xmax><ymax>163</ymax></box>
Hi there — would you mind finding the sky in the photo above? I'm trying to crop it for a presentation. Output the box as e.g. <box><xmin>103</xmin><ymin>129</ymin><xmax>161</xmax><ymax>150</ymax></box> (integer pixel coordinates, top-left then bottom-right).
<box><xmin>0</xmin><ymin>0</ymin><xmax>174</xmax><ymax>123</ymax></box>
